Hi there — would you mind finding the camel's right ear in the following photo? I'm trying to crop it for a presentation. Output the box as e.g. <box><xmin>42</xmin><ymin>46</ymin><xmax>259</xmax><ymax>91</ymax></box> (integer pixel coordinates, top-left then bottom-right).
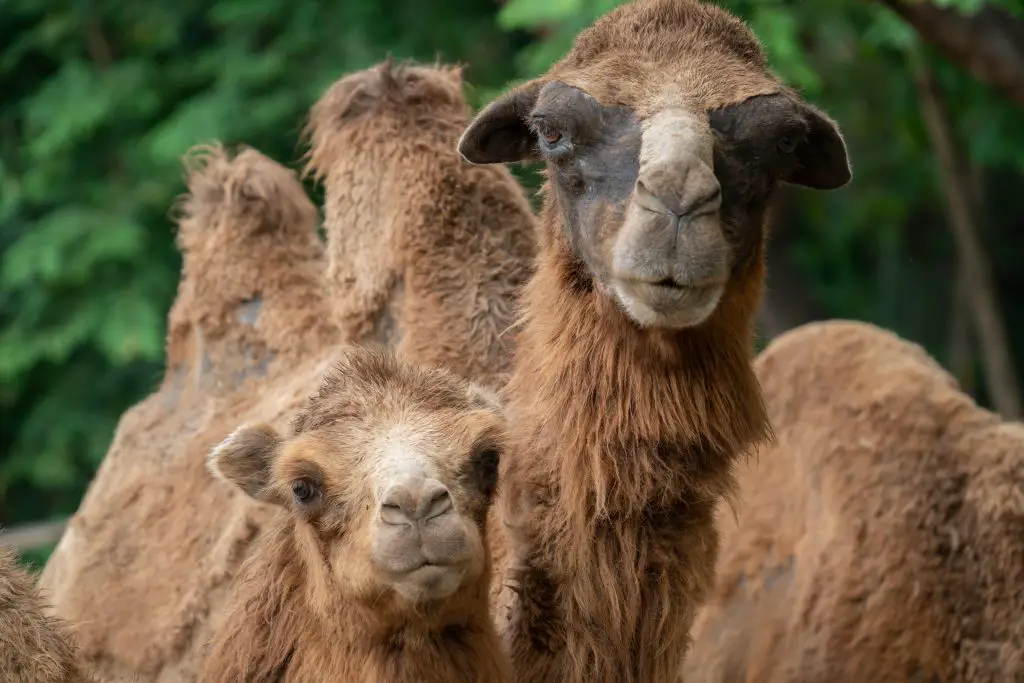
<box><xmin>207</xmin><ymin>423</ymin><xmax>283</xmax><ymax>504</ymax></box>
<box><xmin>458</xmin><ymin>80</ymin><xmax>543</xmax><ymax>165</ymax></box>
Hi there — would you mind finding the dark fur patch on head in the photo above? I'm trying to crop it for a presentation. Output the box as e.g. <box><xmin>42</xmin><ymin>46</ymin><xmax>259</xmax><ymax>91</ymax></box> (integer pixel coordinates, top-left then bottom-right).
<box><xmin>562</xmin><ymin>254</ymin><xmax>594</xmax><ymax>295</ymax></box>
<box><xmin>710</xmin><ymin>91</ymin><xmax>851</xmax><ymax>191</ymax></box>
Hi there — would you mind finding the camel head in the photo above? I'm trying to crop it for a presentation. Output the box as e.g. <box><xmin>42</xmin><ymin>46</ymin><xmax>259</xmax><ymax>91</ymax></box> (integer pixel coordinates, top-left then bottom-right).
<box><xmin>459</xmin><ymin>0</ymin><xmax>851</xmax><ymax>330</ymax></box>
<box><xmin>207</xmin><ymin>347</ymin><xmax>504</xmax><ymax>611</ymax></box>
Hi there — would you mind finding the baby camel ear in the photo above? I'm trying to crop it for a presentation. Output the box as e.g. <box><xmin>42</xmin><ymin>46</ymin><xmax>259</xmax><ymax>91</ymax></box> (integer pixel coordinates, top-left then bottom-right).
<box><xmin>458</xmin><ymin>80</ymin><xmax>544</xmax><ymax>165</ymax></box>
<box><xmin>787</xmin><ymin>101</ymin><xmax>852</xmax><ymax>191</ymax></box>
<box><xmin>207</xmin><ymin>423</ymin><xmax>283</xmax><ymax>504</ymax></box>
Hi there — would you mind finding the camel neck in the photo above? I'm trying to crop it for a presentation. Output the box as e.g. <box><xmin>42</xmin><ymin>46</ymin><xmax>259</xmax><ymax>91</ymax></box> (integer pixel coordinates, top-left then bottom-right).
<box><xmin>504</xmin><ymin>236</ymin><xmax>771</xmax><ymax>518</ymax></box>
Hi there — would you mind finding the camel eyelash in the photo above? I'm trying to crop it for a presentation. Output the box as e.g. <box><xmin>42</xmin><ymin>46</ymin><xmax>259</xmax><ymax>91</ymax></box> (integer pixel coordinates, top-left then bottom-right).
<box><xmin>528</xmin><ymin>117</ymin><xmax>572</xmax><ymax>153</ymax></box>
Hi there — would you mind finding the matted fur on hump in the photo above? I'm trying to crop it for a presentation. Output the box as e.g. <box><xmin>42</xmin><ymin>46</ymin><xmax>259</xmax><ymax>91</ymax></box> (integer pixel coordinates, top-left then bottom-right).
<box><xmin>37</xmin><ymin>145</ymin><xmax>338</xmax><ymax>681</ymax></box>
<box><xmin>686</xmin><ymin>320</ymin><xmax>1024</xmax><ymax>682</ymax></box>
<box><xmin>302</xmin><ymin>60</ymin><xmax>536</xmax><ymax>388</ymax></box>
<box><xmin>38</xmin><ymin>59</ymin><xmax>539</xmax><ymax>683</ymax></box>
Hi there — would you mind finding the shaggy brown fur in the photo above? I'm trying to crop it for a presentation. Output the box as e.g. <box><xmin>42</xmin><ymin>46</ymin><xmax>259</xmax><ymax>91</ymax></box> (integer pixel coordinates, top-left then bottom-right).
<box><xmin>38</xmin><ymin>146</ymin><xmax>340</xmax><ymax>683</ymax></box>
<box><xmin>0</xmin><ymin>549</ymin><xmax>97</xmax><ymax>683</ymax></box>
<box><xmin>458</xmin><ymin>1</ymin><xmax>851</xmax><ymax>680</ymax></box>
<box><xmin>685</xmin><ymin>320</ymin><xmax>1024</xmax><ymax>683</ymax></box>
<box><xmin>38</xmin><ymin>61</ymin><xmax>536</xmax><ymax>683</ymax></box>
<box><xmin>304</xmin><ymin>60</ymin><xmax>536</xmax><ymax>388</ymax></box>
<box><xmin>201</xmin><ymin>347</ymin><xmax>509</xmax><ymax>682</ymax></box>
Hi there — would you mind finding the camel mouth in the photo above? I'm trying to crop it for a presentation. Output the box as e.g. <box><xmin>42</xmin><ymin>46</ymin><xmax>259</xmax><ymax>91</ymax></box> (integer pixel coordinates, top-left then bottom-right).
<box><xmin>390</xmin><ymin>561</ymin><xmax>469</xmax><ymax>603</ymax></box>
<box><xmin>610</xmin><ymin>277</ymin><xmax>725</xmax><ymax>329</ymax></box>
<box><xmin>650</xmin><ymin>278</ymin><xmax>686</xmax><ymax>291</ymax></box>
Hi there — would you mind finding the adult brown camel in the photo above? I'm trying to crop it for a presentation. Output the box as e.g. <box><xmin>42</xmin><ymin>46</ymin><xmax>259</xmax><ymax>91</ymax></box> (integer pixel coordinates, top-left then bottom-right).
<box><xmin>458</xmin><ymin>0</ymin><xmax>851</xmax><ymax>680</ymax></box>
<box><xmin>37</xmin><ymin>61</ymin><xmax>536</xmax><ymax>683</ymax></box>
<box><xmin>685</xmin><ymin>321</ymin><xmax>1024</xmax><ymax>683</ymax></box>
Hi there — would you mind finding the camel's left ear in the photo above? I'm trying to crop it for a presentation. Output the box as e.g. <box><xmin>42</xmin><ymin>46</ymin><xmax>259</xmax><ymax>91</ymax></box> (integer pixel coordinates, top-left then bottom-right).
<box><xmin>208</xmin><ymin>422</ymin><xmax>284</xmax><ymax>505</ymax></box>
<box><xmin>459</xmin><ymin>79</ymin><xmax>544</xmax><ymax>165</ymax></box>
<box><xmin>786</xmin><ymin>101</ymin><xmax>852</xmax><ymax>190</ymax></box>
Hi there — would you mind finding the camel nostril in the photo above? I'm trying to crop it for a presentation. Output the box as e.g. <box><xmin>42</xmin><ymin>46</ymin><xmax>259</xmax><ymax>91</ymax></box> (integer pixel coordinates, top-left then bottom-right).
<box><xmin>380</xmin><ymin>501</ymin><xmax>414</xmax><ymax>526</ymax></box>
<box><xmin>690</xmin><ymin>186</ymin><xmax>722</xmax><ymax>216</ymax></box>
<box><xmin>634</xmin><ymin>162</ymin><xmax>721</xmax><ymax>219</ymax></box>
<box><xmin>379</xmin><ymin>478</ymin><xmax>452</xmax><ymax>525</ymax></box>
<box><xmin>422</xmin><ymin>490</ymin><xmax>452</xmax><ymax>521</ymax></box>
<box><xmin>633</xmin><ymin>179</ymin><xmax>672</xmax><ymax>216</ymax></box>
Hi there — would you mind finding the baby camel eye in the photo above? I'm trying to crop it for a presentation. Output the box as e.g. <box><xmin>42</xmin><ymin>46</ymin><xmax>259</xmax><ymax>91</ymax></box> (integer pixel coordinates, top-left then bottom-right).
<box><xmin>470</xmin><ymin>447</ymin><xmax>501</xmax><ymax>499</ymax></box>
<box><xmin>292</xmin><ymin>478</ymin><xmax>317</xmax><ymax>504</ymax></box>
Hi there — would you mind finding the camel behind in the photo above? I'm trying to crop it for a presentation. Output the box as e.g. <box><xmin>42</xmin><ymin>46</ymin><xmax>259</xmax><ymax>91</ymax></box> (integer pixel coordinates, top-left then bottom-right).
<box><xmin>1</xmin><ymin>548</ymin><xmax>97</xmax><ymax>683</ymax></box>
<box><xmin>37</xmin><ymin>65</ymin><xmax>534</xmax><ymax>682</ymax></box>
<box><xmin>36</xmin><ymin>146</ymin><xmax>339</xmax><ymax>683</ymax></box>
<box><xmin>686</xmin><ymin>320</ymin><xmax>1024</xmax><ymax>682</ymax></box>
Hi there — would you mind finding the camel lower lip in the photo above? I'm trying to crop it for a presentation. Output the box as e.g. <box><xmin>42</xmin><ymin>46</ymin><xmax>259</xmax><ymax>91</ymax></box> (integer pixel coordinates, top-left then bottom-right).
<box><xmin>388</xmin><ymin>560</ymin><xmax>457</xmax><ymax>577</ymax></box>
<box><xmin>609</xmin><ymin>276</ymin><xmax>726</xmax><ymax>329</ymax></box>
<box><xmin>629</xmin><ymin>281</ymin><xmax>719</xmax><ymax>296</ymax></box>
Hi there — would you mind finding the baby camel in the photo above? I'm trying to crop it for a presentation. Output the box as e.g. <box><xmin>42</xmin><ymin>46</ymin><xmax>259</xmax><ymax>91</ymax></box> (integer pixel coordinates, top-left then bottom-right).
<box><xmin>201</xmin><ymin>346</ymin><xmax>509</xmax><ymax>683</ymax></box>
<box><xmin>460</xmin><ymin>0</ymin><xmax>851</xmax><ymax>680</ymax></box>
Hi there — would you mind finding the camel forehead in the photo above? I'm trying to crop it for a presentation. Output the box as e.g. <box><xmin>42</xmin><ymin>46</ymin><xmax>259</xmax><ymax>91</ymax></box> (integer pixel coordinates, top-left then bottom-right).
<box><xmin>369</xmin><ymin>421</ymin><xmax>442</xmax><ymax>484</ymax></box>
<box><xmin>275</xmin><ymin>420</ymin><xmax>445</xmax><ymax>497</ymax></box>
<box><xmin>549</xmin><ymin>0</ymin><xmax>780</xmax><ymax>112</ymax></box>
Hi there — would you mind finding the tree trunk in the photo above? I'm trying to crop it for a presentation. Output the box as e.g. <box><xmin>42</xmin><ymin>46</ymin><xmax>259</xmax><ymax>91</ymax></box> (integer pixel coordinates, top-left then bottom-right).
<box><xmin>947</xmin><ymin>264</ymin><xmax>975</xmax><ymax>393</ymax></box>
<box><xmin>882</xmin><ymin>0</ymin><xmax>1024</xmax><ymax>108</ymax></box>
<box><xmin>911</xmin><ymin>47</ymin><xmax>1022</xmax><ymax>419</ymax></box>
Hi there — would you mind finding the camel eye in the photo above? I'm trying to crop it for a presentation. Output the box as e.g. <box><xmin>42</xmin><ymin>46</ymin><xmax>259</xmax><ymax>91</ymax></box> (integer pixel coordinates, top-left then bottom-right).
<box><xmin>533</xmin><ymin>121</ymin><xmax>565</xmax><ymax>150</ymax></box>
<box><xmin>777</xmin><ymin>133</ymin><xmax>799</xmax><ymax>154</ymax></box>
<box><xmin>292</xmin><ymin>478</ymin><xmax>317</xmax><ymax>504</ymax></box>
<box><xmin>470</xmin><ymin>447</ymin><xmax>501</xmax><ymax>499</ymax></box>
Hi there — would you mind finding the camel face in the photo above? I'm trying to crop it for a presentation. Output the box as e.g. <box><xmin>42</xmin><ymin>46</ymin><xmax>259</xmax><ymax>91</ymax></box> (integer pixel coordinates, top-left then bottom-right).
<box><xmin>363</xmin><ymin>417</ymin><xmax>499</xmax><ymax>604</ymax></box>
<box><xmin>459</xmin><ymin>0</ymin><xmax>850</xmax><ymax>329</ymax></box>
<box><xmin>208</xmin><ymin>348</ymin><xmax>504</xmax><ymax>609</ymax></box>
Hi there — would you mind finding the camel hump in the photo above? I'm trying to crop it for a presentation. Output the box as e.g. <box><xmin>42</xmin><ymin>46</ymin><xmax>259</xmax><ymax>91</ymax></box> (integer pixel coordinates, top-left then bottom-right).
<box><xmin>301</xmin><ymin>60</ymin><xmax>535</xmax><ymax>386</ymax></box>
<box><xmin>687</xmin><ymin>320</ymin><xmax>1022</xmax><ymax>682</ymax></box>
<box><xmin>304</xmin><ymin>59</ymin><xmax>466</xmax><ymax>181</ymax></box>
<box><xmin>178</xmin><ymin>144</ymin><xmax>318</xmax><ymax>244</ymax></box>
<box><xmin>166</xmin><ymin>143</ymin><xmax>335</xmax><ymax>389</ymax></box>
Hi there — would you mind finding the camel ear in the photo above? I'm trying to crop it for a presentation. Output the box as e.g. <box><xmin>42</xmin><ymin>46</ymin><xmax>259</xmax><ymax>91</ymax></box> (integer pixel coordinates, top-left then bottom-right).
<box><xmin>208</xmin><ymin>423</ymin><xmax>284</xmax><ymax>504</ymax></box>
<box><xmin>786</xmin><ymin>101</ymin><xmax>851</xmax><ymax>190</ymax></box>
<box><xmin>459</xmin><ymin>80</ymin><xmax>544</xmax><ymax>164</ymax></box>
